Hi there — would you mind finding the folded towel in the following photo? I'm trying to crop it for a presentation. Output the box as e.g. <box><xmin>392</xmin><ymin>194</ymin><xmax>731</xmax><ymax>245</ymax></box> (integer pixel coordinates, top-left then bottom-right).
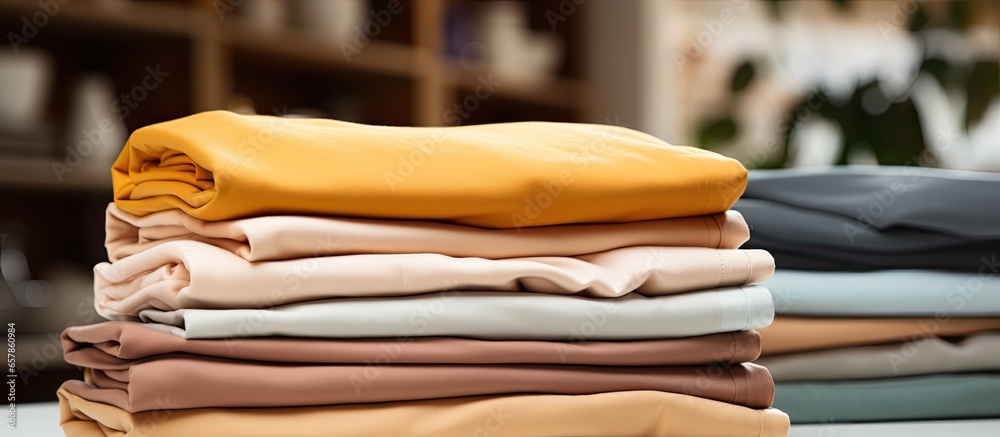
<box><xmin>759</xmin><ymin>333</ymin><xmax>1000</xmax><ymax>381</ymax></box>
<box><xmin>71</xmin><ymin>360</ymin><xmax>775</xmax><ymax>411</ymax></box>
<box><xmin>735</xmin><ymin>166</ymin><xmax>1000</xmax><ymax>271</ymax></box>
<box><xmin>105</xmin><ymin>203</ymin><xmax>751</xmax><ymax>262</ymax></box>
<box><xmin>112</xmin><ymin>111</ymin><xmax>747</xmax><ymax>227</ymax></box>
<box><xmin>774</xmin><ymin>374</ymin><xmax>1000</xmax><ymax>424</ymax></box>
<box><xmin>767</xmin><ymin>269</ymin><xmax>1000</xmax><ymax>316</ymax></box>
<box><xmin>63</xmin><ymin>322</ymin><xmax>762</xmax><ymax>368</ymax></box>
<box><xmin>95</xmin><ymin>241</ymin><xmax>774</xmax><ymax>319</ymax></box>
<box><xmin>59</xmin><ymin>387</ymin><xmax>791</xmax><ymax>437</ymax></box>
<box><xmin>138</xmin><ymin>286</ymin><xmax>775</xmax><ymax>340</ymax></box>
<box><xmin>760</xmin><ymin>317</ymin><xmax>1000</xmax><ymax>356</ymax></box>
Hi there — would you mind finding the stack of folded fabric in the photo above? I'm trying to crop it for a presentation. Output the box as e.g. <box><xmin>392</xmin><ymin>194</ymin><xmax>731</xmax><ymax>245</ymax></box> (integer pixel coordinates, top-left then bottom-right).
<box><xmin>733</xmin><ymin>166</ymin><xmax>1000</xmax><ymax>425</ymax></box>
<box><xmin>58</xmin><ymin>111</ymin><xmax>789</xmax><ymax>436</ymax></box>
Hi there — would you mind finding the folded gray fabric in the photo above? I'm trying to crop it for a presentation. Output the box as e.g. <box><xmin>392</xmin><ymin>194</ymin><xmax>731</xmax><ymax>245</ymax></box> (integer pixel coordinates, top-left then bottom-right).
<box><xmin>767</xmin><ymin>269</ymin><xmax>1000</xmax><ymax>316</ymax></box>
<box><xmin>138</xmin><ymin>286</ymin><xmax>775</xmax><ymax>340</ymax></box>
<box><xmin>775</xmin><ymin>374</ymin><xmax>1000</xmax><ymax>424</ymax></box>
<box><xmin>735</xmin><ymin>166</ymin><xmax>1000</xmax><ymax>271</ymax></box>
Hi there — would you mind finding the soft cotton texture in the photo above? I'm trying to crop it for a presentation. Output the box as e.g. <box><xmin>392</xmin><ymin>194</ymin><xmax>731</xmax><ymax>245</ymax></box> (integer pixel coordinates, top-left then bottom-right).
<box><xmin>71</xmin><ymin>360</ymin><xmax>775</xmax><ymax>411</ymax></box>
<box><xmin>105</xmin><ymin>203</ymin><xmax>751</xmax><ymax>262</ymax></box>
<box><xmin>759</xmin><ymin>334</ymin><xmax>1000</xmax><ymax>381</ymax></box>
<box><xmin>112</xmin><ymin>111</ymin><xmax>748</xmax><ymax>228</ymax></box>
<box><xmin>59</xmin><ymin>387</ymin><xmax>791</xmax><ymax>437</ymax></box>
<box><xmin>774</xmin><ymin>374</ymin><xmax>1000</xmax><ymax>423</ymax></box>
<box><xmin>139</xmin><ymin>286</ymin><xmax>775</xmax><ymax>340</ymax></box>
<box><xmin>735</xmin><ymin>166</ymin><xmax>1000</xmax><ymax>271</ymax></box>
<box><xmin>766</xmin><ymin>269</ymin><xmax>1000</xmax><ymax>316</ymax></box>
<box><xmin>96</xmin><ymin>241</ymin><xmax>774</xmax><ymax>319</ymax></box>
<box><xmin>760</xmin><ymin>316</ymin><xmax>1000</xmax><ymax>355</ymax></box>
<box><xmin>63</xmin><ymin>322</ymin><xmax>763</xmax><ymax>368</ymax></box>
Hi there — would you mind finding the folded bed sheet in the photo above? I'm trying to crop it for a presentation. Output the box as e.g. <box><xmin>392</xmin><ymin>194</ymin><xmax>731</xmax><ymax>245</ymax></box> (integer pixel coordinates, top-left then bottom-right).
<box><xmin>63</xmin><ymin>322</ymin><xmax>763</xmax><ymax>368</ymax></box>
<box><xmin>760</xmin><ymin>333</ymin><xmax>1000</xmax><ymax>381</ymax></box>
<box><xmin>138</xmin><ymin>286</ymin><xmax>775</xmax><ymax>340</ymax></box>
<box><xmin>767</xmin><ymin>269</ymin><xmax>1000</xmax><ymax>316</ymax></box>
<box><xmin>774</xmin><ymin>374</ymin><xmax>1000</xmax><ymax>424</ymax></box>
<box><xmin>106</xmin><ymin>203</ymin><xmax>751</xmax><ymax>262</ymax></box>
<box><xmin>112</xmin><ymin>111</ymin><xmax>747</xmax><ymax>227</ymax></box>
<box><xmin>96</xmin><ymin>241</ymin><xmax>774</xmax><ymax>319</ymax></box>
<box><xmin>71</xmin><ymin>360</ymin><xmax>775</xmax><ymax>411</ymax></box>
<box><xmin>760</xmin><ymin>316</ymin><xmax>1000</xmax><ymax>355</ymax></box>
<box><xmin>59</xmin><ymin>387</ymin><xmax>791</xmax><ymax>437</ymax></box>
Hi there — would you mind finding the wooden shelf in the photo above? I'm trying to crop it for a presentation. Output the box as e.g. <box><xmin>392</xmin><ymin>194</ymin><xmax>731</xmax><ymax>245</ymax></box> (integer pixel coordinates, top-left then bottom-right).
<box><xmin>445</xmin><ymin>65</ymin><xmax>583</xmax><ymax>110</ymax></box>
<box><xmin>224</xmin><ymin>22</ymin><xmax>418</xmax><ymax>79</ymax></box>
<box><xmin>0</xmin><ymin>156</ymin><xmax>111</xmax><ymax>193</ymax></box>
<box><xmin>0</xmin><ymin>0</ymin><xmax>194</xmax><ymax>37</ymax></box>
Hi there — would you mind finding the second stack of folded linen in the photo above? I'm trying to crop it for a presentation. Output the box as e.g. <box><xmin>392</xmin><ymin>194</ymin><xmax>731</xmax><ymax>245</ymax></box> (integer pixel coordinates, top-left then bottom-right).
<box><xmin>734</xmin><ymin>166</ymin><xmax>1000</xmax><ymax>425</ymax></box>
<box><xmin>58</xmin><ymin>111</ymin><xmax>788</xmax><ymax>436</ymax></box>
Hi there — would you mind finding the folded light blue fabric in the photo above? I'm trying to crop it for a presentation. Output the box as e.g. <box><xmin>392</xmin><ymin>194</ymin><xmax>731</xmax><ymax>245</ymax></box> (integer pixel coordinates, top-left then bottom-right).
<box><xmin>775</xmin><ymin>374</ymin><xmax>1000</xmax><ymax>424</ymax></box>
<box><xmin>767</xmin><ymin>269</ymin><xmax>1000</xmax><ymax>316</ymax></box>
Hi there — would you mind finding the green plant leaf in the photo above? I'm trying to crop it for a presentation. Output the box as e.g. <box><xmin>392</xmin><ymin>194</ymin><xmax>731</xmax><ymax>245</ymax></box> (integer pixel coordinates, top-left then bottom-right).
<box><xmin>697</xmin><ymin>117</ymin><xmax>738</xmax><ymax>150</ymax></box>
<box><xmin>731</xmin><ymin>61</ymin><xmax>756</xmax><ymax>95</ymax></box>
<box><xmin>965</xmin><ymin>59</ymin><xmax>1000</xmax><ymax>129</ymax></box>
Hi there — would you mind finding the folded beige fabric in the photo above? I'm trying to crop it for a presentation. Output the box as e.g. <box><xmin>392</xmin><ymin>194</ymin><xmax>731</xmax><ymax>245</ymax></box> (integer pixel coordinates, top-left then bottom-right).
<box><xmin>760</xmin><ymin>333</ymin><xmax>1000</xmax><ymax>381</ymax></box>
<box><xmin>761</xmin><ymin>317</ymin><xmax>1000</xmax><ymax>356</ymax></box>
<box><xmin>95</xmin><ymin>240</ymin><xmax>774</xmax><ymax>319</ymax></box>
<box><xmin>63</xmin><ymin>322</ymin><xmax>763</xmax><ymax>369</ymax></box>
<box><xmin>72</xmin><ymin>360</ymin><xmax>774</xmax><ymax>411</ymax></box>
<box><xmin>59</xmin><ymin>386</ymin><xmax>791</xmax><ymax>437</ymax></box>
<box><xmin>105</xmin><ymin>203</ymin><xmax>750</xmax><ymax>262</ymax></box>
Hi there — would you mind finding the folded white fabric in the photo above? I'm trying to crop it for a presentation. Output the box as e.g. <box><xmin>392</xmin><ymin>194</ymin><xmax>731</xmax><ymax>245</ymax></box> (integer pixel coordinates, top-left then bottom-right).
<box><xmin>760</xmin><ymin>334</ymin><xmax>1000</xmax><ymax>382</ymax></box>
<box><xmin>767</xmin><ymin>269</ymin><xmax>1000</xmax><ymax>316</ymax></box>
<box><xmin>96</xmin><ymin>240</ymin><xmax>774</xmax><ymax>320</ymax></box>
<box><xmin>139</xmin><ymin>286</ymin><xmax>775</xmax><ymax>340</ymax></box>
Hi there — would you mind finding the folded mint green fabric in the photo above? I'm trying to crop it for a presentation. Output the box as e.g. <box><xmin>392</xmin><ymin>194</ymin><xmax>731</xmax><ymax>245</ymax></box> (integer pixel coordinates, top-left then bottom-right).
<box><xmin>775</xmin><ymin>374</ymin><xmax>1000</xmax><ymax>424</ymax></box>
<box><xmin>767</xmin><ymin>269</ymin><xmax>1000</xmax><ymax>316</ymax></box>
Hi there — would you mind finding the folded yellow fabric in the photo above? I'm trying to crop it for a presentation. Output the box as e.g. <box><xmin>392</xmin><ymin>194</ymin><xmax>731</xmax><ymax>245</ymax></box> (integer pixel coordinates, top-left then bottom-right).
<box><xmin>112</xmin><ymin>111</ymin><xmax>747</xmax><ymax>227</ymax></box>
<box><xmin>59</xmin><ymin>386</ymin><xmax>790</xmax><ymax>437</ymax></box>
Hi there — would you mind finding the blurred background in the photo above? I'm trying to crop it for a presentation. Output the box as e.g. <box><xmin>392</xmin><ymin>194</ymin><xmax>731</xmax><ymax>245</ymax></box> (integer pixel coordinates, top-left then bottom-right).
<box><xmin>0</xmin><ymin>0</ymin><xmax>997</xmax><ymax>402</ymax></box>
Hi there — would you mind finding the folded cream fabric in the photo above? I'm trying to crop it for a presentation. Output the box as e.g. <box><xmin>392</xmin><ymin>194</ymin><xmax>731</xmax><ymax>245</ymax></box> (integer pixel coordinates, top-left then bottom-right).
<box><xmin>71</xmin><ymin>360</ymin><xmax>775</xmax><ymax>411</ymax></box>
<box><xmin>59</xmin><ymin>387</ymin><xmax>791</xmax><ymax>437</ymax></box>
<box><xmin>760</xmin><ymin>316</ymin><xmax>1000</xmax><ymax>356</ymax></box>
<box><xmin>96</xmin><ymin>241</ymin><xmax>774</xmax><ymax>319</ymax></box>
<box><xmin>112</xmin><ymin>111</ymin><xmax>747</xmax><ymax>228</ymax></box>
<box><xmin>63</xmin><ymin>322</ymin><xmax>763</xmax><ymax>368</ymax></box>
<box><xmin>139</xmin><ymin>286</ymin><xmax>775</xmax><ymax>340</ymax></box>
<box><xmin>105</xmin><ymin>203</ymin><xmax>751</xmax><ymax>262</ymax></box>
<box><xmin>759</xmin><ymin>333</ymin><xmax>1000</xmax><ymax>381</ymax></box>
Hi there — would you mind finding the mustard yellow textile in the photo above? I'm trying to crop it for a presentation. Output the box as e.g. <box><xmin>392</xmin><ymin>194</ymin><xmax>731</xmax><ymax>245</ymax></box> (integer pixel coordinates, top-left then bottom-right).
<box><xmin>59</xmin><ymin>387</ymin><xmax>789</xmax><ymax>437</ymax></box>
<box><xmin>112</xmin><ymin>111</ymin><xmax>747</xmax><ymax>227</ymax></box>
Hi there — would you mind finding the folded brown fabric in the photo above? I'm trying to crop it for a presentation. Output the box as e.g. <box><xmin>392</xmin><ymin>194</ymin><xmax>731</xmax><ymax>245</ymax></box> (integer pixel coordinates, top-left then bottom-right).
<box><xmin>71</xmin><ymin>359</ymin><xmax>774</xmax><ymax>412</ymax></box>
<box><xmin>105</xmin><ymin>203</ymin><xmax>751</xmax><ymax>262</ymax></box>
<box><xmin>761</xmin><ymin>316</ymin><xmax>1000</xmax><ymax>356</ymax></box>
<box><xmin>62</xmin><ymin>322</ymin><xmax>762</xmax><ymax>369</ymax></box>
<box><xmin>59</xmin><ymin>386</ymin><xmax>791</xmax><ymax>437</ymax></box>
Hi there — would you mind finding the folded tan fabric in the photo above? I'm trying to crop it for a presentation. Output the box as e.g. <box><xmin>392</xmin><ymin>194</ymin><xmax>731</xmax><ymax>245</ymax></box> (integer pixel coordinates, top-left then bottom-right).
<box><xmin>59</xmin><ymin>387</ymin><xmax>790</xmax><ymax>437</ymax></box>
<box><xmin>761</xmin><ymin>316</ymin><xmax>1000</xmax><ymax>356</ymax></box>
<box><xmin>73</xmin><ymin>359</ymin><xmax>774</xmax><ymax>411</ymax></box>
<box><xmin>62</xmin><ymin>322</ymin><xmax>762</xmax><ymax>369</ymax></box>
<box><xmin>95</xmin><ymin>241</ymin><xmax>774</xmax><ymax>319</ymax></box>
<box><xmin>111</xmin><ymin>111</ymin><xmax>748</xmax><ymax>228</ymax></box>
<box><xmin>105</xmin><ymin>203</ymin><xmax>751</xmax><ymax>262</ymax></box>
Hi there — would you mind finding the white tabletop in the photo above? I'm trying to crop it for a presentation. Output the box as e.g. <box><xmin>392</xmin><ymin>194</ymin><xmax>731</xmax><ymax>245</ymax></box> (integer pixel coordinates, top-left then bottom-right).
<box><xmin>2</xmin><ymin>402</ymin><xmax>998</xmax><ymax>437</ymax></box>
